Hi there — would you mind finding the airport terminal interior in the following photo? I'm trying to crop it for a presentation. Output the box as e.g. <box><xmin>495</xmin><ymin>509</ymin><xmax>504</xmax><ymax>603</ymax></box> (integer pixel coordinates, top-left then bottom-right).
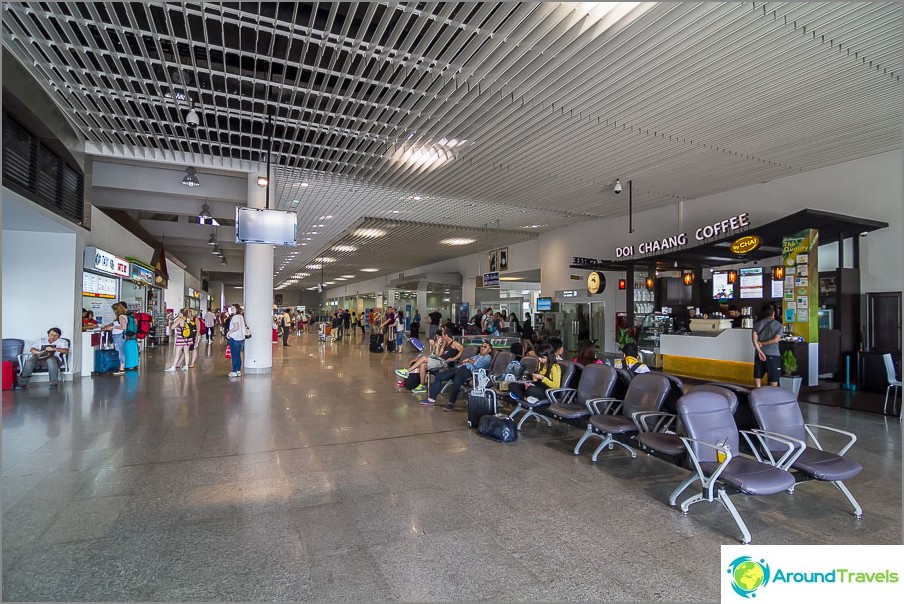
<box><xmin>2</xmin><ymin>2</ymin><xmax>902</xmax><ymax>601</ymax></box>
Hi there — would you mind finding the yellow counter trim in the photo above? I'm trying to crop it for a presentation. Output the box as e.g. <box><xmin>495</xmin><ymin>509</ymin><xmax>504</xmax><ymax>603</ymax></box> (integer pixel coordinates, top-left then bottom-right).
<box><xmin>662</xmin><ymin>355</ymin><xmax>756</xmax><ymax>387</ymax></box>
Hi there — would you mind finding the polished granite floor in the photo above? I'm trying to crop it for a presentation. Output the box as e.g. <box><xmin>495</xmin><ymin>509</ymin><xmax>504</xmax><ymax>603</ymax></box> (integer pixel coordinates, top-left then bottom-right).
<box><xmin>2</xmin><ymin>332</ymin><xmax>902</xmax><ymax>601</ymax></box>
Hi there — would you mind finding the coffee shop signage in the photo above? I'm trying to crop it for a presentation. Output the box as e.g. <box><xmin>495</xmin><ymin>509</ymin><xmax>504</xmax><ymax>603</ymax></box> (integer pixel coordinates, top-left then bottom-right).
<box><xmin>614</xmin><ymin>212</ymin><xmax>751</xmax><ymax>259</ymax></box>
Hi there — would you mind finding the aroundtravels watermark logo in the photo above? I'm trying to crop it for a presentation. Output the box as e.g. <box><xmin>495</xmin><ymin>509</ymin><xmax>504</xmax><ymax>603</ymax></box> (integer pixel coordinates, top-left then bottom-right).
<box><xmin>723</xmin><ymin>547</ymin><xmax>903</xmax><ymax>601</ymax></box>
<box><xmin>727</xmin><ymin>556</ymin><xmax>771</xmax><ymax>598</ymax></box>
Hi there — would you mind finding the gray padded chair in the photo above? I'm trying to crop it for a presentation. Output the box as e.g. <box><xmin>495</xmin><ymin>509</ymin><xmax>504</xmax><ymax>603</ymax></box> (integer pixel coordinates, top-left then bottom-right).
<box><xmin>676</xmin><ymin>390</ymin><xmax>797</xmax><ymax>544</ymax></box>
<box><xmin>748</xmin><ymin>386</ymin><xmax>863</xmax><ymax>518</ymax></box>
<box><xmin>648</xmin><ymin>371</ymin><xmax>685</xmax><ymax>415</ymax></box>
<box><xmin>2</xmin><ymin>339</ymin><xmax>25</xmax><ymax>363</ymax></box>
<box><xmin>638</xmin><ymin>384</ymin><xmax>739</xmax><ymax>462</ymax></box>
<box><xmin>707</xmin><ymin>382</ymin><xmax>756</xmax><ymax>430</ymax></box>
<box><xmin>519</xmin><ymin>356</ymin><xmax>539</xmax><ymax>378</ymax></box>
<box><xmin>488</xmin><ymin>351</ymin><xmax>514</xmax><ymax>379</ymax></box>
<box><xmin>548</xmin><ymin>364</ymin><xmax>617</xmax><ymax>425</ymax></box>
<box><xmin>574</xmin><ymin>372</ymin><xmax>671</xmax><ymax>461</ymax></box>
<box><xmin>508</xmin><ymin>361</ymin><xmax>578</xmax><ymax>430</ymax></box>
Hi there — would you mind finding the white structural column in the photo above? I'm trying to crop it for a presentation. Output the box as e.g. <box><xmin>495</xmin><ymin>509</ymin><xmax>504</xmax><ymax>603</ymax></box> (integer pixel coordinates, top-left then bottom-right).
<box><xmin>243</xmin><ymin>169</ymin><xmax>274</xmax><ymax>373</ymax></box>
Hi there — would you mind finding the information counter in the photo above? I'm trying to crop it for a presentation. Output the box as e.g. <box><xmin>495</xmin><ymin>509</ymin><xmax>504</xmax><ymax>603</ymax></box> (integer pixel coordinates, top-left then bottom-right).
<box><xmin>660</xmin><ymin>329</ymin><xmax>755</xmax><ymax>386</ymax></box>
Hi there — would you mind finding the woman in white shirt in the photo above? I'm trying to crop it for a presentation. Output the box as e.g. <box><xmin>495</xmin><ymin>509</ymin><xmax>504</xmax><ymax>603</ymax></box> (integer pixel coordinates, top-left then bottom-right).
<box><xmin>103</xmin><ymin>302</ymin><xmax>129</xmax><ymax>375</ymax></box>
<box><xmin>226</xmin><ymin>304</ymin><xmax>246</xmax><ymax>377</ymax></box>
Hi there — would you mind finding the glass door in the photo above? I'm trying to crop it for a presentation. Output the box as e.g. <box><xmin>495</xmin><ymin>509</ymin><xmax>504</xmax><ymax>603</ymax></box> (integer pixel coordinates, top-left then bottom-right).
<box><xmin>559</xmin><ymin>302</ymin><xmax>605</xmax><ymax>357</ymax></box>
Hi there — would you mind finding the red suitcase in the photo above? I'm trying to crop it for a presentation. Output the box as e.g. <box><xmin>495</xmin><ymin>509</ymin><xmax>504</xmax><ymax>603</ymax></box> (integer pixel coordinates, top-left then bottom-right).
<box><xmin>2</xmin><ymin>360</ymin><xmax>17</xmax><ymax>391</ymax></box>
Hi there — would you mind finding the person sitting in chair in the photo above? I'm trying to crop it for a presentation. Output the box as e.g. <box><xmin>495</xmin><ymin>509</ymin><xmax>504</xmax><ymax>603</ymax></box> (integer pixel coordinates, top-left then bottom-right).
<box><xmin>419</xmin><ymin>341</ymin><xmax>493</xmax><ymax>412</ymax></box>
<box><xmin>17</xmin><ymin>327</ymin><xmax>69</xmax><ymax>390</ymax></box>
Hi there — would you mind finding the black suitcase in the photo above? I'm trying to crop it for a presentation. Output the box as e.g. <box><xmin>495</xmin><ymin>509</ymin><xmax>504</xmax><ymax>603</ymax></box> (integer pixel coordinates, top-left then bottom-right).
<box><xmin>467</xmin><ymin>388</ymin><xmax>498</xmax><ymax>428</ymax></box>
<box><xmin>386</xmin><ymin>336</ymin><xmax>396</xmax><ymax>353</ymax></box>
<box><xmin>369</xmin><ymin>333</ymin><xmax>384</xmax><ymax>353</ymax></box>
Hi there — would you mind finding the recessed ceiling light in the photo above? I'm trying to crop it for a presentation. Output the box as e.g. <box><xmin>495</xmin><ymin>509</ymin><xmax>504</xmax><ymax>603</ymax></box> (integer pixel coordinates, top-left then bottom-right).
<box><xmin>334</xmin><ymin>277</ymin><xmax>347</xmax><ymax>281</ymax></box>
<box><xmin>413</xmin><ymin>196</ymin><xmax>422</xmax><ymax>200</ymax></box>
<box><xmin>360</xmin><ymin>268</ymin><xmax>379</xmax><ymax>272</ymax></box>
<box><xmin>319</xmin><ymin>215</ymin><xmax>332</xmax><ymax>219</ymax></box>
<box><xmin>306</xmin><ymin>264</ymin><xmax>322</xmax><ymax>269</ymax></box>
<box><xmin>314</xmin><ymin>224</ymin><xmax>325</xmax><ymax>227</ymax></box>
<box><xmin>340</xmin><ymin>274</ymin><xmax>355</xmax><ymax>279</ymax></box>
<box><xmin>441</xmin><ymin>238</ymin><xmax>476</xmax><ymax>246</ymax></box>
<box><xmin>354</xmin><ymin>228</ymin><xmax>386</xmax><ymax>238</ymax></box>
<box><xmin>323</xmin><ymin>281</ymin><xmax>335</xmax><ymax>285</ymax></box>
<box><xmin>332</xmin><ymin>245</ymin><xmax>358</xmax><ymax>252</ymax></box>
<box><xmin>301</xmin><ymin>182</ymin><xmax>309</xmax><ymax>187</ymax></box>
<box><xmin>294</xmin><ymin>272</ymin><xmax>310</xmax><ymax>278</ymax></box>
<box><xmin>291</xmin><ymin>199</ymin><xmax>300</xmax><ymax>205</ymax></box>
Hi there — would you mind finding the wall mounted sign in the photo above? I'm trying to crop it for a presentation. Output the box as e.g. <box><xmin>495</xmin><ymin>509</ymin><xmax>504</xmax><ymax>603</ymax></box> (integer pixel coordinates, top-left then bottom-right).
<box><xmin>84</xmin><ymin>246</ymin><xmax>130</xmax><ymax>277</ymax></box>
<box><xmin>559</xmin><ymin>290</ymin><xmax>580</xmax><ymax>298</ymax></box>
<box><xmin>615</xmin><ymin>212</ymin><xmax>751</xmax><ymax>259</ymax></box>
<box><xmin>731</xmin><ymin>234</ymin><xmax>761</xmax><ymax>255</ymax></box>
<box><xmin>130</xmin><ymin>264</ymin><xmax>154</xmax><ymax>284</ymax></box>
<box><xmin>587</xmin><ymin>271</ymin><xmax>605</xmax><ymax>295</ymax></box>
<box><xmin>82</xmin><ymin>272</ymin><xmax>117</xmax><ymax>299</ymax></box>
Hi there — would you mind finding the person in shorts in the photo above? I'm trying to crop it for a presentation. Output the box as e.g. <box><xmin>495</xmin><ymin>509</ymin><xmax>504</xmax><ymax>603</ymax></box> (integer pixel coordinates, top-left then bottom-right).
<box><xmin>752</xmin><ymin>303</ymin><xmax>783</xmax><ymax>387</ymax></box>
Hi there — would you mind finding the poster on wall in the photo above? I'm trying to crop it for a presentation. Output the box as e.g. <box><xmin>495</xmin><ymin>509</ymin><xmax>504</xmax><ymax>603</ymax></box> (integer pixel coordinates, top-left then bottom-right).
<box><xmin>771</xmin><ymin>278</ymin><xmax>783</xmax><ymax>299</ymax></box>
<box><xmin>487</xmin><ymin>250</ymin><xmax>498</xmax><ymax>273</ymax></box>
<box><xmin>782</xmin><ymin>229</ymin><xmax>819</xmax><ymax>342</ymax></box>
<box><xmin>498</xmin><ymin>247</ymin><xmax>509</xmax><ymax>272</ymax></box>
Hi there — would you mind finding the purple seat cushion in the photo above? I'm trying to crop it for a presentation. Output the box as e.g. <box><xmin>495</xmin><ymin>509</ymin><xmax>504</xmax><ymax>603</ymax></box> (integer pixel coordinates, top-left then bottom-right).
<box><xmin>794</xmin><ymin>448</ymin><xmax>863</xmax><ymax>481</ymax></box>
<box><xmin>701</xmin><ymin>457</ymin><xmax>796</xmax><ymax>495</ymax></box>
<box><xmin>549</xmin><ymin>403</ymin><xmax>590</xmax><ymax>420</ymax></box>
<box><xmin>589</xmin><ymin>414</ymin><xmax>635</xmax><ymax>434</ymax></box>
<box><xmin>638</xmin><ymin>432</ymin><xmax>684</xmax><ymax>456</ymax></box>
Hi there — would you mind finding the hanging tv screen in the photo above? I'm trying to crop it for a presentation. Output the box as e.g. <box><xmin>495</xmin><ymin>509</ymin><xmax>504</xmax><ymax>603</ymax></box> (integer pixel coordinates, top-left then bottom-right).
<box><xmin>712</xmin><ymin>271</ymin><xmax>734</xmax><ymax>300</ymax></box>
<box><xmin>235</xmin><ymin>207</ymin><xmax>297</xmax><ymax>246</ymax></box>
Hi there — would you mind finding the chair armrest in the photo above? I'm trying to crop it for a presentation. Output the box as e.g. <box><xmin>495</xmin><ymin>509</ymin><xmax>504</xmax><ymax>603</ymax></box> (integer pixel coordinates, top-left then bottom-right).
<box><xmin>631</xmin><ymin>411</ymin><xmax>677</xmax><ymax>433</ymax></box>
<box><xmin>586</xmin><ymin>397</ymin><xmax>622</xmax><ymax>416</ymax></box>
<box><xmin>679</xmin><ymin>437</ymin><xmax>734</xmax><ymax>500</ymax></box>
<box><xmin>17</xmin><ymin>353</ymin><xmax>26</xmax><ymax>373</ymax></box>
<box><xmin>546</xmin><ymin>388</ymin><xmax>576</xmax><ymax>404</ymax></box>
<box><xmin>744</xmin><ymin>430</ymin><xmax>805</xmax><ymax>470</ymax></box>
<box><xmin>804</xmin><ymin>423</ymin><xmax>858</xmax><ymax>456</ymax></box>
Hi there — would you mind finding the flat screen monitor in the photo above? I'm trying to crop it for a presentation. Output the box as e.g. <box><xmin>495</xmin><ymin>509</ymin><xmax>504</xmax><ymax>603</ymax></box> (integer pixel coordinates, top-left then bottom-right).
<box><xmin>712</xmin><ymin>271</ymin><xmax>734</xmax><ymax>300</ymax></box>
<box><xmin>235</xmin><ymin>207</ymin><xmax>297</xmax><ymax>246</ymax></box>
<box><xmin>536</xmin><ymin>297</ymin><xmax>552</xmax><ymax>311</ymax></box>
<box><xmin>739</xmin><ymin>267</ymin><xmax>763</xmax><ymax>299</ymax></box>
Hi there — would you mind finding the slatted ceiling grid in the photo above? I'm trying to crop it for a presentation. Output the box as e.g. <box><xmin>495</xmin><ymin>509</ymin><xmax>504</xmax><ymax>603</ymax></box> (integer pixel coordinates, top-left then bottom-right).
<box><xmin>274</xmin><ymin>217</ymin><xmax>539</xmax><ymax>290</ymax></box>
<box><xmin>3</xmin><ymin>2</ymin><xmax>900</xmax><ymax>291</ymax></box>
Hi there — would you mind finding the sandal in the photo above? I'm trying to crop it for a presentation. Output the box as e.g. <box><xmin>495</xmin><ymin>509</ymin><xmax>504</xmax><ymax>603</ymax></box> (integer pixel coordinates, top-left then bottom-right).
<box><xmin>188</xmin><ymin>365</ymin><xmax>195</xmax><ymax>368</ymax></box>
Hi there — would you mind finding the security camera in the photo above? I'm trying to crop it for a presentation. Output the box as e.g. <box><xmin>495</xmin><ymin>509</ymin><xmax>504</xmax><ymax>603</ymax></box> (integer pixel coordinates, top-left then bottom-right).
<box><xmin>185</xmin><ymin>108</ymin><xmax>200</xmax><ymax>128</ymax></box>
<box><xmin>613</xmin><ymin>179</ymin><xmax>622</xmax><ymax>194</ymax></box>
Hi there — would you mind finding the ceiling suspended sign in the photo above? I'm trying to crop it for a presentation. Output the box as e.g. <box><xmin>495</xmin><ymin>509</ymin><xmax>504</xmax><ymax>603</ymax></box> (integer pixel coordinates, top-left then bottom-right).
<box><xmin>614</xmin><ymin>212</ymin><xmax>751</xmax><ymax>259</ymax></box>
<box><xmin>482</xmin><ymin>272</ymin><xmax>500</xmax><ymax>288</ymax></box>
<box><xmin>730</xmin><ymin>234</ymin><xmax>761</xmax><ymax>255</ymax></box>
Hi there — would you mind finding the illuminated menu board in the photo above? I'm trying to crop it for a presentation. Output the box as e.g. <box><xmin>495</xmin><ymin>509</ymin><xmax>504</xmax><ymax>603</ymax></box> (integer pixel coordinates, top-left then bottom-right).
<box><xmin>82</xmin><ymin>272</ymin><xmax>118</xmax><ymax>298</ymax></box>
<box><xmin>739</xmin><ymin>267</ymin><xmax>763</xmax><ymax>299</ymax></box>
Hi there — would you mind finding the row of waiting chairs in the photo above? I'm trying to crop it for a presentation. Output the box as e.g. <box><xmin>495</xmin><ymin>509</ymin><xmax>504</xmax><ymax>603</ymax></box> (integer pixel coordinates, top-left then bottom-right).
<box><xmin>500</xmin><ymin>362</ymin><xmax>863</xmax><ymax>544</ymax></box>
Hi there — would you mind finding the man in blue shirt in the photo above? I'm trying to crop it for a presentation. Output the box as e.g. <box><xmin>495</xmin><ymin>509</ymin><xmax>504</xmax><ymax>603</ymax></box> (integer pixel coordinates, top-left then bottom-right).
<box><xmin>420</xmin><ymin>341</ymin><xmax>493</xmax><ymax>412</ymax></box>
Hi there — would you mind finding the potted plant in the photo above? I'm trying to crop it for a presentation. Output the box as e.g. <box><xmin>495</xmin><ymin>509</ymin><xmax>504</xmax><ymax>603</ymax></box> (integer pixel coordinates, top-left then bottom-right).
<box><xmin>779</xmin><ymin>349</ymin><xmax>802</xmax><ymax>396</ymax></box>
<box><xmin>616</xmin><ymin>327</ymin><xmax>635</xmax><ymax>350</ymax></box>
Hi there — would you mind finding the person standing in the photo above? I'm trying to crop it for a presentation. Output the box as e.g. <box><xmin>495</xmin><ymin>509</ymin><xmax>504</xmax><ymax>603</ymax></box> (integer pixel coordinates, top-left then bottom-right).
<box><xmin>411</xmin><ymin>309</ymin><xmax>421</xmax><ymax>339</ymax></box>
<box><xmin>752</xmin><ymin>303</ymin><xmax>784</xmax><ymax>387</ymax></box>
<box><xmin>104</xmin><ymin>302</ymin><xmax>129</xmax><ymax>375</ymax></box>
<box><xmin>165</xmin><ymin>309</ymin><xmax>192</xmax><ymax>372</ymax></box>
<box><xmin>350</xmin><ymin>311</ymin><xmax>359</xmax><ymax>336</ymax></box>
<box><xmin>203</xmin><ymin>307</ymin><xmax>217</xmax><ymax>342</ymax></box>
<box><xmin>394</xmin><ymin>310</ymin><xmax>405</xmax><ymax>353</ymax></box>
<box><xmin>428</xmin><ymin>308</ymin><xmax>442</xmax><ymax>340</ymax></box>
<box><xmin>186</xmin><ymin>309</ymin><xmax>204</xmax><ymax>368</ymax></box>
<box><xmin>226</xmin><ymin>304</ymin><xmax>246</xmax><ymax>378</ymax></box>
<box><xmin>360</xmin><ymin>310</ymin><xmax>367</xmax><ymax>336</ymax></box>
<box><xmin>281</xmin><ymin>308</ymin><xmax>292</xmax><ymax>346</ymax></box>
<box><xmin>342</xmin><ymin>308</ymin><xmax>351</xmax><ymax>340</ymax></box>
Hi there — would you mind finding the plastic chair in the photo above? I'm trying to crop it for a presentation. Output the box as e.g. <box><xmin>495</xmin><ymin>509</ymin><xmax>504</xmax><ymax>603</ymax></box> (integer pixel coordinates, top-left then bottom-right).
<box><xmin>2</xmin><ymin>339</ymin><xmax>25</xmax><ymax>363</ymax></box>
<box><xmin>883</xmin><ymin>353</ymin><xmax>902</xmax><ymax>417</ymax></box>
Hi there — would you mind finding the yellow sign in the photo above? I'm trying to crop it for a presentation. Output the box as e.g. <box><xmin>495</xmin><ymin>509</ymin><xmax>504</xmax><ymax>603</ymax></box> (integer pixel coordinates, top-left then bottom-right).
<box><xmin>731</xmin><ymin>234</ymin><xmax>761</xmax><ymax>255</ymax></box>
<box><xmin>587</xmin><ymin>271</ymin><xmax>604</xmax><ymax>295</ymax></box>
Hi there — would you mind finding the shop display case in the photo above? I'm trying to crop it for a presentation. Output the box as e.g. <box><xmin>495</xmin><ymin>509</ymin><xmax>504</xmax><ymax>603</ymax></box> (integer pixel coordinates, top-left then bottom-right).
<box><xmin>635</xmin><ymin>314</ymin><xmax>672</xmax><ymax>368</ymax></box>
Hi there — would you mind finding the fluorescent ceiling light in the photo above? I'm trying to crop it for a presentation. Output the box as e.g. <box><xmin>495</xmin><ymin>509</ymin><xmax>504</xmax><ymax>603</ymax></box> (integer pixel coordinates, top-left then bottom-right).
<box><xmin>499</xmin><ymin>277</ymin><xmax>525</xmax><ymax>281</ymax></box>
<box><xmin>319</xmin><ymin>215</ymin><xmax>332</xmax><ymax>219</ymax></box>
<box><xmin>340</xmin><ymin>275</ymin><xmax>355</xmax><ymax>279</ymax></box>
<box><xmin>306</xmin><ymin>264</ymin><xmax>322</xmax><ymax>269</ymax></box>
<box><xmin>354</xmin><ymin>228</ymin><xmax>386</xmax><ymax>238</ymax></box>
<box><xmin>319</xmin><ymin>257</ymin><xmax>337</xmax><ymax>263</ymax></box>
<box><xmin>293</xmin><ymin>272</ymin><xmax>310</xmax><ymax>278</ymax></box>
<box><xmin>334</xmin><ymin>277</ymin><xmax>347</xmax><ymax>281</ymax></box>
<box><xmin>360</xmin><ymin>268</ymin><xmax>379</xmax><ymax>272</ymax></box>
<box><xmin>332</xmin><ymin>245</ymin><xmax>358</xmax><ymax>252</ymax></box>
<box><xmin>323</xmin><ymin>281</ymin><xmax>335</xmax><ymax>285</ymax></box>
<box><xmin>441</xmin><ymin>238</ymin><xmax>476</xmax><ymax>246</ymax></box>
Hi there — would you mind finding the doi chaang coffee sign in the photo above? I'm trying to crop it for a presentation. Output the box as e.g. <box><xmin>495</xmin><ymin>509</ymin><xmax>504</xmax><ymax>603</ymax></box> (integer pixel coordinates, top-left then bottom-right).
<box><xmin>615</xmin><ymin>212</ymin><xmax>751</xmax><ymax>259</ymax></box>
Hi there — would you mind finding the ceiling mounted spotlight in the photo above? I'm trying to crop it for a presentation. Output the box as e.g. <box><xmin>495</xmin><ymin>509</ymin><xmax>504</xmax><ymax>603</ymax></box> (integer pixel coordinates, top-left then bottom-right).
<box><xmin>211</xmin><ymin>244</ymin><xmax>221</xmax><ymax>256</ymax></box>
<box><xmin>206</xmin><ymin>232</ymin><xmax>217</xmax><ymax>246</ymax></box>
<box><xmin>613</xmin><ymin>179</ymin><xmax>622</xmax><ymax>194</ymax></box>
<box><xmin>185</xmin><ymin>100</ymin><xmax>200</xmax><ymax>128</ymax></box>
<box><xmin>256</xmin><ymin>175</ymin><xmax>269</xmax><ymax>187</ymax></box>
<box><xmin>220</xmin><ymin>256</ymin><xmax>227</xmax><ymax>265</ymax></box>
<box><xmin>198</xmin><ymin>203</ymin><xmax>218</xmax><ymax>226</ymax></box>
<box><xmin>182</xmin><ymin>167</ymin><xmax>200</xmax><ymax>187</ymax></box>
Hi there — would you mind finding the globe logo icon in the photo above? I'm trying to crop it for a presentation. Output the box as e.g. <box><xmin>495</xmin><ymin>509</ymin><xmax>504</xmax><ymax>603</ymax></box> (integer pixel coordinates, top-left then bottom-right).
<box><xmin>727</xmin><ymin>556</ymin><xmax>770</xmax><ymax>598</ymax></box>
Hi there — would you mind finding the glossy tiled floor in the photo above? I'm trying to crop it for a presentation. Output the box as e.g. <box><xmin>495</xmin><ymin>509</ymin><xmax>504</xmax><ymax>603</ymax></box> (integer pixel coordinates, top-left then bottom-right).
<box><xmin>2</xmin><ymin>332</ymin><xmax>902</xmax><ymax>601</ymax></box>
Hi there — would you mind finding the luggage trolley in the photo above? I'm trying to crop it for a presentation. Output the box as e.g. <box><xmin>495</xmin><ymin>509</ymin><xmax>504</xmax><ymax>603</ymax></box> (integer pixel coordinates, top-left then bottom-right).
<box><xmin>316</xmin><ymin>322</ymin><xmax>331</xmax><ymax>343</ymax></box>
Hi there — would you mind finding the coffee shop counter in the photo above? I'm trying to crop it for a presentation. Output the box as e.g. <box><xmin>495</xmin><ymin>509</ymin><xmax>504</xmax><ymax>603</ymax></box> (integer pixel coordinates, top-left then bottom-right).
<box><xmin>659</xmin><ymin>328</ymin><xmax>755</xmax><ymax>386</ymax></box>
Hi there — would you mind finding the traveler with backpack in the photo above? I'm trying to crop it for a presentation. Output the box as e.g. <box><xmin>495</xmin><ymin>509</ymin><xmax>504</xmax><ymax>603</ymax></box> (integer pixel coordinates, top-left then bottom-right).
<box><xmin>165</xmin><ymin>309</ymin><xmax>193</xmax><ymax>372</ymax></box>
<box><xmin>186</xmin><ymin>309</ymin><xmax>205</xmax><ymax>368</ymax></box>
<box><xmin>103</xmin><ymin>301</ymin><xmax>129</xmax><ymax>375</ymax></box>
<box><xmin>621</xmin><ymin>343</ymin><xmax>650</xmax><ymax>374</ymax></box>
<box><xmin>226</xmin><ymin>304</ymin><xmax>246</xmax><ymax>378</ymax></box>
<box><xmin>122</xmin><ymin>307</ymin><xmax>140</xmax><ymax>371</ymax></box>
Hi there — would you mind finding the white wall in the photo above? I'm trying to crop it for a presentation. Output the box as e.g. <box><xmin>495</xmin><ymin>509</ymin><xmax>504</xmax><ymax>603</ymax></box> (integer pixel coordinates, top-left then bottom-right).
<box><xmin>164</xmin><ymin>260</ymin><xmax>185</xmax><ymax>312</ymax></box>
<box><xmin>87</xmin><ymin>206</ymin><xmax>155</xmax><ymax>261</ymax></box>
<box><xmin>2</xmin><ymin>230</ymin><xmax>80</xmax><ymax>365</ymax></box>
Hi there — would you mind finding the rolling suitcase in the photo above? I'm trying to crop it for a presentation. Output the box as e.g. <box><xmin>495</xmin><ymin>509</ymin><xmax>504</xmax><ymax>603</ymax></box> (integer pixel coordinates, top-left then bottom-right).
<box><xmin>94</xmin><ymin>332</ymin><xmax>120</xmax><ymax>374</ymax></box>
<box><xmin>369</xmin><ymin>332</ymin><xmax>384</xmax><ymax>353</ymax></box>
<box><xmin>2</xmin><ymin>360</ymin><xmax>16</xmax><ymax>391</ymax></box>
<box><xmin>467</xmin><ymin>369</ymin><xmax>498</xmax><ymax>428</ymax></box>
<box><xmin>386</xmin><ymin>336</ymin><xmax>397</xmax><ymax>353</ymax></box>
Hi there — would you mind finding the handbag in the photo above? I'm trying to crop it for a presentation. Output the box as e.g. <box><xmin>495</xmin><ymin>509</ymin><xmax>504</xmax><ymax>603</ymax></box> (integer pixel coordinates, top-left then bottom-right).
<box><xmin>244</xmin><ymin>324</ymin><xmax>252</xmax><ymax>339</ymax></box>
<box><xmin>477</xmin><ymin>414</ymin><xmax>518</xmax><ymax>443</ymax></box>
